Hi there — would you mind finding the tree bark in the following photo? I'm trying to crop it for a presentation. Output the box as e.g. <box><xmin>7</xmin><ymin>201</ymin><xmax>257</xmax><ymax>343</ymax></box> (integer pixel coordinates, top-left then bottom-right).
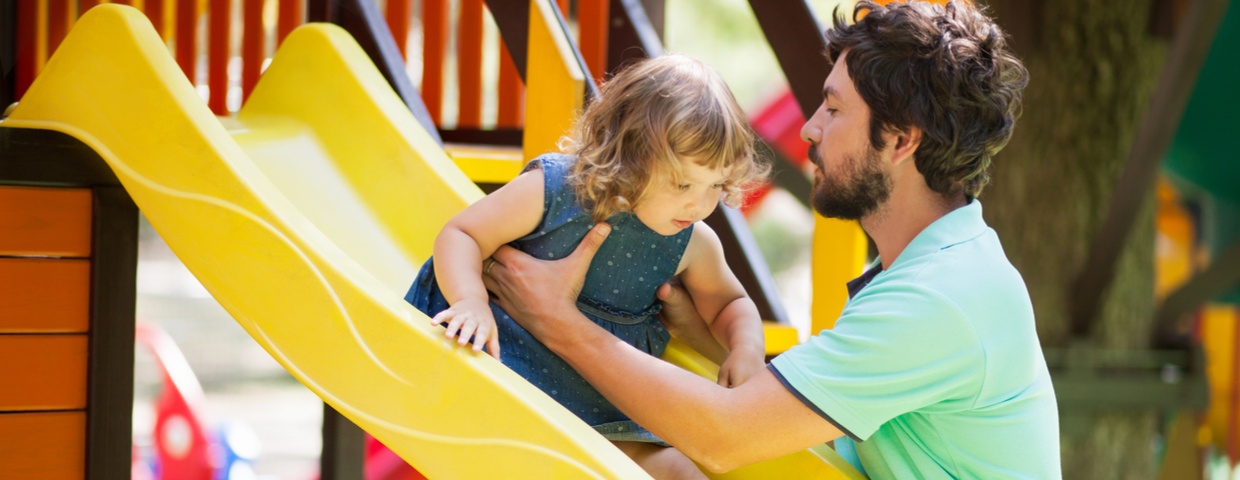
<box><xmin>982</xmin><ymin>0</ymin><xmax>1166</xmax><ymax>477</ymax></box>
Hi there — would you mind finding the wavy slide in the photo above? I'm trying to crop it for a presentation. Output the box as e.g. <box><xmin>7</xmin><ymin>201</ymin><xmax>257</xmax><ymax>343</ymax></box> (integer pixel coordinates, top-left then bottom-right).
<box><xmin>4</xmin><ymin>5</ymin><xmax>860</xmax><ymax>479</ymax></box>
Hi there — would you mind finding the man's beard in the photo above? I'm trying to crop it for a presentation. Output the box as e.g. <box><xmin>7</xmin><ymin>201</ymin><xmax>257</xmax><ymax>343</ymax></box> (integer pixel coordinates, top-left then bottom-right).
<box><xmin>809</xmin><ymin>144</ymin><xmax>892</xmax><ymax>220</ymax></box>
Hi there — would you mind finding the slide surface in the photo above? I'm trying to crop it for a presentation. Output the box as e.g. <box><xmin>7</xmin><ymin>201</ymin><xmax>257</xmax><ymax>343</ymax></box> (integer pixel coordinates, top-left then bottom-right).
<box><xmin>3</xmin><ymin>6</ymin><xmax>861</xmax><ymax>479</ymax></box>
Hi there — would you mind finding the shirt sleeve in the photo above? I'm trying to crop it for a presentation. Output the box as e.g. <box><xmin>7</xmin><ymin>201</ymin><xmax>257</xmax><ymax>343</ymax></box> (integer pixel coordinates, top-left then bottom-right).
<box><xmin>769</xmin><ymin>282</ymin><xmax>983</xmax><ymax>441</ymax></box>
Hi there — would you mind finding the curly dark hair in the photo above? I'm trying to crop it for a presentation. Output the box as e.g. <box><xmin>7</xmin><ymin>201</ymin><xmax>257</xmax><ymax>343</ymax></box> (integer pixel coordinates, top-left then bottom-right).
<box><xmin>827</xmin><ymin>0</ymin><xmax>1028</xmax><ymax>200</ymax></box>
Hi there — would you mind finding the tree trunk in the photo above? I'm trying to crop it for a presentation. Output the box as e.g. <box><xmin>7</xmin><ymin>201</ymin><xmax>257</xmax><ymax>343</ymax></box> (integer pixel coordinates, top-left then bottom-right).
<box><xmin>982</xmin><ymin>0</ymin><xmax>1166</xmax><ymax>477</ymax></box>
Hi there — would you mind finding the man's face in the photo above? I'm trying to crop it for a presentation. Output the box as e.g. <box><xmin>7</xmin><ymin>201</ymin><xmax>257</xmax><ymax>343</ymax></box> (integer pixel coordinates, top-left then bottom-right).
<box><xmin>800</xmin><ymin>52</ymin><xmax>892</xmax><ymax>220</ymax></box>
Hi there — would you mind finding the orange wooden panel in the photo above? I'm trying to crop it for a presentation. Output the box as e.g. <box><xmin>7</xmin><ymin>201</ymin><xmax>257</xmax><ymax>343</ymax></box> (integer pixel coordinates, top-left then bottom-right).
<box><xmin>422</xmin><ymin>0</ymin><xmax>447</xmax><ymax>124</ymax></box>
<box><xmin>0</xmin><ymin>412</ymin><xmax>86</xmax><ymax>479</ymax></box>
<box><xmin>0</xmin><ymin>335</ymin><xmax>88</xmax><ymax>411</ymax></box>
<box><xmin>386</xmin><ymin>0</ymin><xmax>413</xmax><ymax>59</ymax></box>
<box><xmin>497</xmin><ymin>40</ymin><xmax>524</xmax><ymax>128</ymax></box>
<box><xmin>208</xmin><ymin>0</ymin><xmax>233</xmax><ymax>114</ymax></box>
<box><xmin>458</xmin><ymin>0</ymin><xmax>484</xmax><ymax>128</ymax></box>
<box><xmin>0</xmin><ymin>186</ymin><xmax>92</xmax><ymax>257</ymax></box>
<box><xmin>176</xmin><ymin>0</ymin><xmax>199</xmax><ymax>83</ymax></box>
<box><xmin>0</xmin><ymin>259</ymin><xmax>91</xmax><ymax>333</ymax></box>
<box><xmin>578</xmin><ymin>0</ymin><xmax>608</xmax><ymax>85</ymax></box>
<box><xmin>241</xmin><ymin>0</ymin><xmax>265</xmax><ymax>100</ymax></box>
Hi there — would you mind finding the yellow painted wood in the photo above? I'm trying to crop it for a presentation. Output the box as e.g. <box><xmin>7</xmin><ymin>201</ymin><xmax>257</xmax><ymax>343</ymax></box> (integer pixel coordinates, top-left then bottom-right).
<box><xmin>444</xmin><ymin>143</ymin><xmax>526</xmax><ymax>184</ymax></box>
<box><xmin>523</xmin><ymin>0</ymin><xmax>584</xmax><ymax>162</ymax></box>
<box><xmin>0</xmin><ymin>411</ymin><xmax>86</xmax><ymax>480</ymax></box>
<box><xmin>811</xmin><ymin>217</ymin><xmax>869</xmax><ymax>334</ymax></box>
<box><xmin>0</xmin><ymin>335</ymin><xmax>88</xmax><ymax>411</ymax></box>
<box><xmin>763</xmin><ymin>321</ymin><xmax>800</xmax><ymax>355</ymax></box>
<box><xmin>0</xmin><ymin>258</ymin><xmax>91</xmax><ymax>333</ymax></box>
<box><xmin>0</xmin><ymin>186</ymin><xmax>92</xmax><ymax>257</ymax></box>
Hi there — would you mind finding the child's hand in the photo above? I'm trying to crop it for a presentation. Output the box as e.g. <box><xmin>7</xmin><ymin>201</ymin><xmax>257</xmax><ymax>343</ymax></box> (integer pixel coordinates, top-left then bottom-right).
<box><xmin>431</xmin><ymin>297</ymin><xmax>501</xmax><ymax>360</ymax></box>
<box><xmin>717</xmin><ymin>347</ymin><xmax>765</xmax><ymax>388</ymax></box>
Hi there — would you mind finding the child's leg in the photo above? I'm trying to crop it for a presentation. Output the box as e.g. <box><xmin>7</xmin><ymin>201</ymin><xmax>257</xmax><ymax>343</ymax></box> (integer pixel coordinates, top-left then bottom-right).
<box><xmin>613</xmin><ymin>441</ymin><xmax>708</xmax><ymax>480</ymax></box>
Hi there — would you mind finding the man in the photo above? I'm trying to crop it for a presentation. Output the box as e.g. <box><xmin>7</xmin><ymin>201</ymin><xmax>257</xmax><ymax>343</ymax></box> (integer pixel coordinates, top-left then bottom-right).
<box><xmin>482</xmin><ymin>1</ymin><xmax>1061</xmax><ymax>477</ymax></box>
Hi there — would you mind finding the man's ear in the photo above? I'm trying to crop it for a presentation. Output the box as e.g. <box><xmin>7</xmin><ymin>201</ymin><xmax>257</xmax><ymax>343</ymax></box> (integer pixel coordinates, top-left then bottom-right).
<box><xmin>890</xmin><ymin>127</ymin><xmax>923</xmax><ymax>166</ymax></box>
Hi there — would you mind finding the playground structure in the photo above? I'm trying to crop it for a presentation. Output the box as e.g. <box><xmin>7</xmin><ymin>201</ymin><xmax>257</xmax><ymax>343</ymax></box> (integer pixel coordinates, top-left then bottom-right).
<box><xmin>1</xmin><ymin>0</ymin><xmax>1237</xmax><ymax>478</ymax></box>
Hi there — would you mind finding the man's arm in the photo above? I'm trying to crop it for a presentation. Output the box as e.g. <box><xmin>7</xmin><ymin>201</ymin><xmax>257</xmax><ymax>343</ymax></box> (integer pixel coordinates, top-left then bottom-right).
<box><xmin>482</xmin><ymin>224</ymin><xmax>841</xmax><ymax>472</ymax></box>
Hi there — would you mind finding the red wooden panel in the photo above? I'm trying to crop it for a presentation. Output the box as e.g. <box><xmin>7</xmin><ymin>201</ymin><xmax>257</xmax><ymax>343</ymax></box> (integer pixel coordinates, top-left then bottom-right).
<box><xmin>0</xmin><ymin>259</ymin><xmax>91</xmax><ymax>333</ymax></box>
<box><xmin>0</xmin><ymin>335</ymin><xmax>89</xmax><ymax>411</ymax></box>
<box><xmin>15</xmin><ymin>0</ymin><xmax>47</xmax><ymax>100</ymax></box>
<box><xmin>386</xmin><ymin>0</ymin><xmax>413</xmax><ymax>59</ymax></box>
<box><xmin>421</xmin><ymin>0</ymin><xmax>447</xmax><ymax>124</ymax></box>
<box><xmin>208</xmin><ymin>0</ymin><xmax>233</xmax><ymax>114</ymax></box>
<box><xmin>0</xmin><ymin>186</ymin><xmax>92</xmax><ymax>257</ymax></box>
<box><xmin>497</xmin><ymin>40</ymin><xmax>524</xmax><ymax>128</ymax></box>
<box><xmin>0</xmin><ymin>412</ymin><xmax>86</xmax><ymax>479</ymax></box>
<box><xmin>458</xmin><ymin>0</ymin><xmax>484</xmax><ymax>128</ymax></box>
<box><xmin>578</xmin><ymin>0</ymin><xmax>608</xmax><ymax>85</ymax></box>
<box><xmin>46</xmin><ymin>0</ymin><xmax>73</xmax><ymax>56</ymax></box>
<box><xmin>277</xmin><ymin>0</ymin><xmax>304</xmax><ymax>45</ymax></box>
<box><xmin>176</xmin><ymin>0</ymin><xmax>199</xmax><ymax>83</ymax></box>
<box><xmin>241</xmin><ymin>0</ymin><xmax>265</xmax><ymax>100</ymax></box>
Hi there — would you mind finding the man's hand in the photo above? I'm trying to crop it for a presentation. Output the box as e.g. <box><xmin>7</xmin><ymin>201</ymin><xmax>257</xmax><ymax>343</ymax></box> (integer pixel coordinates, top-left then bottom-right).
<box><xmin>482</xmin><ymin>223</ymin><xmax>611</xmax><ymax>343</ymax></box>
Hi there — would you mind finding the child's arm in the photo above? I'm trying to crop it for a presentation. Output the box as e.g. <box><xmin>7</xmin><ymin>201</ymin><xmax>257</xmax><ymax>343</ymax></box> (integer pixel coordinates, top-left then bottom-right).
<box><xmin>432</xmin><ymin>168</ymin><xmax>546</xmax><ymax>359</ymax></box>
<box><xmin>675</xmin><ymin>223</ymin><xmax>767</xmax><ymax>387</ymax></box>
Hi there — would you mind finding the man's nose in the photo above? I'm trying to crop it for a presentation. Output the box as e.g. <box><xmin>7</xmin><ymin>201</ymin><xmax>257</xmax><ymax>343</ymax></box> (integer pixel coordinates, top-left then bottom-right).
<box><xmin>801</xmin><ymin>106</ymin><xmax>824</xmax><ymax>143</ymax></box>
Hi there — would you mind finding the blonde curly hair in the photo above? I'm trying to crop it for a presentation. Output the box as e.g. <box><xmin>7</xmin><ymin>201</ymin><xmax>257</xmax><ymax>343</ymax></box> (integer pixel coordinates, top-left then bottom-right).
<box><xmin>559</xmin><ymin>54</ymin><xmax>769</xmax><ymax>223</ymax></box>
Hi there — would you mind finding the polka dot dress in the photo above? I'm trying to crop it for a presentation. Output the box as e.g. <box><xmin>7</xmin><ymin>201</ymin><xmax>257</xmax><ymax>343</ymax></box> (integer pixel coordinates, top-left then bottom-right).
<box><xmin>405</xmin><ymin>154</ymin><xmax>691</xmax><ymax>444</ymax></box>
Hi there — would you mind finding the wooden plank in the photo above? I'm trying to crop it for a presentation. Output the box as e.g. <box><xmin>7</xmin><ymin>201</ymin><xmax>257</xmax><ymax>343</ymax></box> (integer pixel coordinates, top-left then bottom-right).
<box><xmin>607</xmin><ymin>0</ymin><xmax>663</xmax><ymax>74</ymax></box>
<box><xmin>207</xmin><ymin>0</ymin><xmax>232</xmax><ymax>114</ymax></box>
<box><xmin>277</xmin><ymin>0</ymin><xmax>303</xmax><ymax>45</ymax></box>
<box><xmin>1069</xmin><ymin>0</ymin><xmax>1230</xmax><ymax>337</ymax></box>
<box><xmin>0</xmin><ymin>258</ymin><xmax>90</xmax><ymax>333</ymax></box>
<box><xmin>321</xmin><ymin>403</ymin><xmax>365</xmax><ymax>480</ymax></box>
<box><xmin>705</xmin><ymin>206</ymin><xmax>791</xmax><ymax>326</ymax></box>
<box><xmin>523</xmin><ymin>0</ymin><xmax>585</xmax><ymax>160</ymax></box>
<box><xmin>0</xmin><ymin>335</ymin><xmax>88</xmax><ymax>411</ymax></box>
<box><xmin>85</xmin><ymin>186</ymin><xmax>137</xmax><ymax>480</ymax></box>
<box><xmin>241</xmin><ymin>0</ymin><xmax>264</xmax><ymax>100</ymax></box>
<box><xmin>747</xmin><ymin>0</ymin><xmax>829</xmax><ymax>119</ymax></box>
<box><xmin>484</xmin><ymin>0</ymin><xmax>529</xmax><ymax>81</ymax></box>
<box><xmin>175</xmin><ymin>0</ymin><xmax>198</xmax><ymax>82</ymax></box>
<box><xmin>0</xmin><ymin>127</ymin><xmax>120</xmax><ymax>187</ymax></box>
<box><xmin>0</xmin><ymin>186</ymin><xmax>92</xmax><ymax>257</ymax></box>
<box><xmin>384</xmin><ymin>0</ymin><xmax>412</xmax><ymax>58</ymax></box>
<box><xmin>14</xmin><ymin>0</ymin><xmax>46</xmax><ymax>100</ymax></box>
<box><xmin>2</xmin><ymin>0</ymin><xmax>15</xmax><ymax>109</ymax></box>
<box><xmin>577</xmin><ymin>0</ymin><xmax>608</xmax><ymax>85</ymax></box>
<box><xmin>497</xmin><ymin>40</ymin><xmax>524</xmax><ymax>128</ymax></box>
<box><xmin>458</xmin><ymin>0</ymin><xmax>484</xmax><ymax>128</ymax></box>
<box><xmin>421</xmin><ymin>0</ymin><xmax>447</xmax><ymax>123</ymax></box>
<box><xmin>0</xmin><ymin>411</ymin><xmax>86</xmax><ymax>479</ymax></box>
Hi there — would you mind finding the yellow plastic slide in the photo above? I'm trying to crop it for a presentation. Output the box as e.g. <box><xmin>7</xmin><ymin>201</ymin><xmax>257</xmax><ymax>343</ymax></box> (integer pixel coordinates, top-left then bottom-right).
<box><xmin>4</xmin><ymin>5</ymin><xmax>861</xmax><ymax>479</ymax></box>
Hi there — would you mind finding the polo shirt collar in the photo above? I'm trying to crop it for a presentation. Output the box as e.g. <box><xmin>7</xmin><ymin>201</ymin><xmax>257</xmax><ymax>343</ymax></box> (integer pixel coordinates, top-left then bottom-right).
<box><xmin>852</xmin><ymin>200</ymin><xmax>989</xmax><ymax>293</ymax></box>
<box><xmin>888</xmin><ymin>199</ymin><xmax>988</xmax><ymax>270</ymax></box>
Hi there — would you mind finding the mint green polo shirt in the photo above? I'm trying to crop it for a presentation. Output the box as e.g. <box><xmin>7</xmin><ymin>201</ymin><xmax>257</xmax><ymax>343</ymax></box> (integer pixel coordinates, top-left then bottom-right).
<box><xmin>770</xmin><ymin>201</ymin><xmax>1061</xmax><ymax>479</ymax></box>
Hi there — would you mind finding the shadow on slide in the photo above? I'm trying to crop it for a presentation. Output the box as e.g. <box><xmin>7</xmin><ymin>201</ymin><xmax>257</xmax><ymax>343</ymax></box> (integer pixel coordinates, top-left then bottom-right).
<box><xmin>2</xmin><ymin>5</ymin><xmax>862</xmax><ymax>479</ymax></box>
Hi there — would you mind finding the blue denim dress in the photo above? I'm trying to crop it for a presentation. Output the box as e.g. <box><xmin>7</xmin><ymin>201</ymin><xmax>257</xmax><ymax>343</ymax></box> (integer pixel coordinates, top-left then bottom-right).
<box><xmin>405</xmin><ymin>154</ymin><xmax>692</xmax><ymax>444</ymax></box>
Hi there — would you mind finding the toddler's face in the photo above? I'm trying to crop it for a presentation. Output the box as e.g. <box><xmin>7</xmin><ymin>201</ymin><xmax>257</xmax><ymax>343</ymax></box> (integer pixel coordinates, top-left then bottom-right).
<box><xmin>632</xmin><ymin>157</ymin><xmax>730</xmax><ymax>236</ymax></box>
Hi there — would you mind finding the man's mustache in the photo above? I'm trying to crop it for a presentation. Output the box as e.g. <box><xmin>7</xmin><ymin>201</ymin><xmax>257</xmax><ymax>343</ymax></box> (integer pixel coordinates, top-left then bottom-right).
<box><xmin>808</xmin><ymin>144</ymin><xmax>823</xmax><ymax>169</ymax></box>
